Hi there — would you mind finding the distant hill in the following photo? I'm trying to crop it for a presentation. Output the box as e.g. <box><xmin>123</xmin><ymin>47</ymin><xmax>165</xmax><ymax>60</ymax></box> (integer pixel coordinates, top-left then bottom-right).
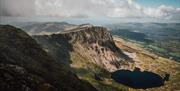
<box><xmin>13</xmin><ymin>22</ymin><xmax>77</xmax><ymax>35</ymax></box>
<box><xmin>106</xmin><ymin>23</ymin><xmax>180</xmax><ymax>61</ymax></box>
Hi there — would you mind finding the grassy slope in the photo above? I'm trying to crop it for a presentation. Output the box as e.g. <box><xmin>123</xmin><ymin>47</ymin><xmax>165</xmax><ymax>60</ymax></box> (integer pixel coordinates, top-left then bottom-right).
<box><xmin>114</xmin><ymin>37</ymin><xmax>180</xmax><ymax>91</ymax></box>
<box><xmin>69</xmin><ymin>51</ymin><xmax>129</xmax><ymax>91</ymax></box>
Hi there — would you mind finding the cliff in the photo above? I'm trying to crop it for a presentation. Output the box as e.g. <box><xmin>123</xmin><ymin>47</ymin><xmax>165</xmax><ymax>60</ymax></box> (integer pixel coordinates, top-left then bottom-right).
<box><xmin>34</xmin><ymin>25</ymin><xmax>134</xmax><ymax>72</ymax></box>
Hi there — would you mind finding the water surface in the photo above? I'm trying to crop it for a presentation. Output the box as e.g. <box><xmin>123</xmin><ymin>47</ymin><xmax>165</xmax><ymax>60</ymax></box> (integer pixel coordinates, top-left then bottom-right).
<box><xmin>111</xmin><ymin>68</ymin><xmax>167</xmax><ymax>89</ymax></box>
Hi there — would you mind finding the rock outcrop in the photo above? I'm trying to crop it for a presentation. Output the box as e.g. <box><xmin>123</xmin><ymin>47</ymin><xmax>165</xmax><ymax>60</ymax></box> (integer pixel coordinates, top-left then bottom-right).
<box><xmin>34</xmin><ymin>25</ymin><xmax>134</xmax><ymax>72</ymax></box>
<box><xmin>0</xmin><ymin>25</ymin><xmax>97</xmax><ymax>91</ymax></box>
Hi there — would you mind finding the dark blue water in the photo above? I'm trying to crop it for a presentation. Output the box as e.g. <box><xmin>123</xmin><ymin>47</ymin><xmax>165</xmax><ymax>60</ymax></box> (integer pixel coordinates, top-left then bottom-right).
<box><xmin>111</xmin><ymin>68</ymin><xmax>167</xmax><ymax>89</ymax></box>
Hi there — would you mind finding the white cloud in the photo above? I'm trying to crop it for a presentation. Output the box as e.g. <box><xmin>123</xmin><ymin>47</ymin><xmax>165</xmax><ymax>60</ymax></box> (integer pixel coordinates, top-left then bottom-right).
<box><xmin>35</xmin><ymin>0</ymin><xmax>112</xmax><ymax>17</ymax></box>
<box><xmin>35</xmin><ymin>0</ymin><xmax>145</xmax><ymax>18</ymax></box>
<box><xmin>108</xmin><ymin>0</ymin><xmax>145</xmax><ymax>18</ymax></box>
<box><xmin>143</xmin><ymin>5</ymin><xmax>180</xmax><ymax>20</ymax></box>
<box><xmin>0</xmin><ymin>0</ymin><xmax>35</xmax><ymax>16</ymax></box>
<box><xmin>0</xmin><ymin>0</ymin><xmax>179</xmax><ymax>20</ymax></box>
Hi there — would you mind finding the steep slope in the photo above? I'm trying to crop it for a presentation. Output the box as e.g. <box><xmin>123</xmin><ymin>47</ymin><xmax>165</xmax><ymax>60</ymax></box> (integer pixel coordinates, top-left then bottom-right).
<box><xmin>0</xmin><ymin>25</ymin><xmax>97</xmax><ymax>91</ymax></box>
<box><xmin>33</xmin><ymin>25</ymin><xmax>134</xmax><ymax>91</ymax></box>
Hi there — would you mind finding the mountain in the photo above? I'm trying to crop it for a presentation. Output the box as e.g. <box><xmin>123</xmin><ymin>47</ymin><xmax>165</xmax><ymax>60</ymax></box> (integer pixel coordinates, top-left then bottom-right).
<box><xmin>34</xmin><ymin>24</ymin><xmax>133</xmax><ymax>72</ymax></box>
<box><xmin>0</xmin><ymin>25</ymin><xmax>97</xmax><ymax>91</ymax></box>
<box><xmin>1</xmin><ymin>24</ymin><xmax>179</xmax><ymax>91</ymax></box>
<box><xmin>13</xmin><ymin>22</ymin><xmax>77</xmax><ymax>35</ymax></box>
<box><xmin>33</xmin><ymin>25</ymin><xmax>135</xmax><ymax>91</ymax></box>
<box><xmin>33</xmin><ymin>24</ymin><xmax>180</xmax><ymax>91</ymax></box>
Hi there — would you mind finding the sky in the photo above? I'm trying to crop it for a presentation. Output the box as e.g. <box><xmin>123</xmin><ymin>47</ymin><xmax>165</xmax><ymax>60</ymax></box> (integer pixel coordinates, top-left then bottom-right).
<box><xmin>135</xmin><ymin>0</ymin><xmax>180</xmax><ymax>8</ymax></box>
<box><xmin>0</xmin><ymin>0</ymin><xmax>180</xmax><ymax>23</ymax></box>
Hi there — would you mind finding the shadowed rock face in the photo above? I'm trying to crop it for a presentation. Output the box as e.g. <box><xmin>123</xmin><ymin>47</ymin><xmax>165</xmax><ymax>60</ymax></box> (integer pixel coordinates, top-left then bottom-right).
<box><xmin>0</xmin><ymin>25</ymin><xmax>97</xmax><ymax>91</ymax></box>
<box><xmin>34</xmin><ymin>25</ymin><xmax>134</xmax><ymax>72</ymax></box>
<box><xmin>0</xmin><ymin>64</ymin><xmax>56</xmax><ymax>91</ymax></box>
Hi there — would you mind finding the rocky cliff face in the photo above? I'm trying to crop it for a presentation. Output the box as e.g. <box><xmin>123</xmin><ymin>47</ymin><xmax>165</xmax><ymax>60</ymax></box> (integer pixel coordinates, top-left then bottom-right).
<box><xmin>34</xmin><ymin>25</ymin><xmax>134</xmax><ymax>72</ymax></box>
<box><xmin>0</xmin><ymin>25</ymin><xmax>97</xmax><ymax>91</ymax></box>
